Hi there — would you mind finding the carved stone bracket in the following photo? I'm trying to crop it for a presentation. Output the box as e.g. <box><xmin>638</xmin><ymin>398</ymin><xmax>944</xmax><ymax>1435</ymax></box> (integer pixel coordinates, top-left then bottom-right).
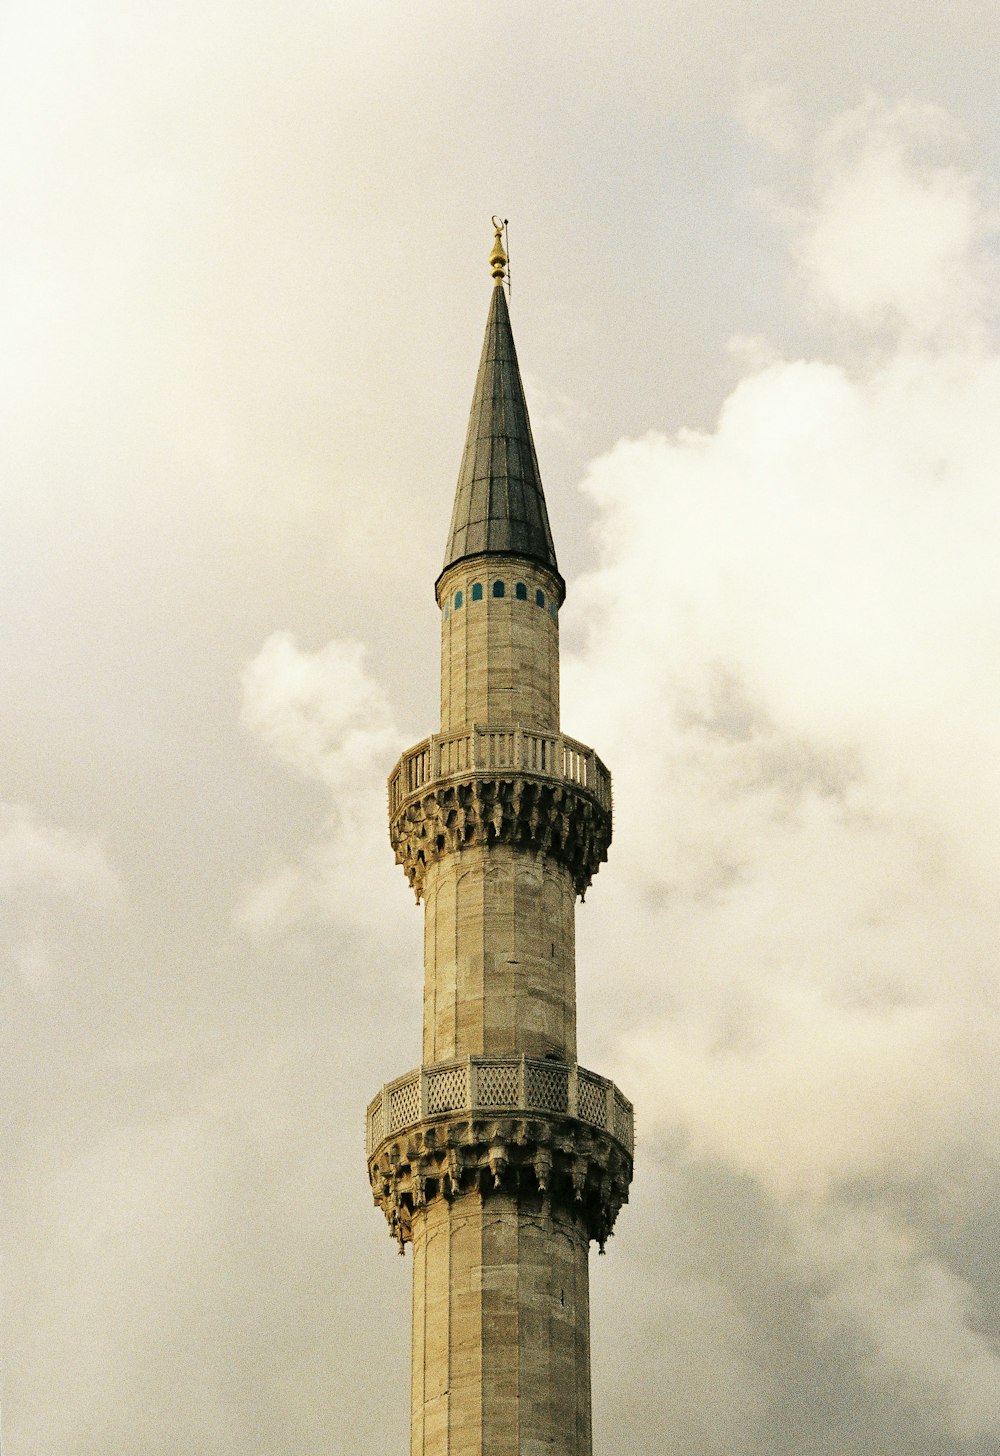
<box><xmin>368</xmin><ymin>1111</ymin><xmax>632</xmax><ymax>1254</ymax></box>
<box><xmin>389</xmin><ymin>775</ymin><xmax>612</xmax><ymax>900</ymax></box>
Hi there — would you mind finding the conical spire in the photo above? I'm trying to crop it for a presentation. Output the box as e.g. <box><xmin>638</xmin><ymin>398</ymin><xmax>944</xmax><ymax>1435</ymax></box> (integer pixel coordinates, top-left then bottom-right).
<box><xmin>440</xmin><ymin>230</ymin><xmax>561</xmax><ymax>587</ymax></box>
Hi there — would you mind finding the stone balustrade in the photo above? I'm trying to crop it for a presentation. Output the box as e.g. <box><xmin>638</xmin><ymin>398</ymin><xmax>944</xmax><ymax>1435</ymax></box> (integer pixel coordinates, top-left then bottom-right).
<box><xmin>366</xmin><ymin>1055</ymin><xmax>633</xmax><ymax>1159</ymax></box>
<box><xmin>388</xmin><ymin>725</ymin><xmax>612</xmax><ymax>818</ymax></box>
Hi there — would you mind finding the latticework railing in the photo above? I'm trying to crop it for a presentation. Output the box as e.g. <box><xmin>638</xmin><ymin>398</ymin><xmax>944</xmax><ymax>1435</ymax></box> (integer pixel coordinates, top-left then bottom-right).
<box><xmin>367</xmin><ymin>1056</ymin><xmax>633</xmax><ymax>1158</ymax></box>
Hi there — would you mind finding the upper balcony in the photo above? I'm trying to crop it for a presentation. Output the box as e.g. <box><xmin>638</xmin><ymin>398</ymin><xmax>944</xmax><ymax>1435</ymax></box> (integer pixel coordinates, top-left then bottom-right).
<box><xmin>387</xmin><ymin>724</ymin><xmax>613</xmax><ymax>898</ymax></box>
<box><xmin>389</xmin><ymin>724</ymin><xmax>612</xmax><ymax>818</ymax></box>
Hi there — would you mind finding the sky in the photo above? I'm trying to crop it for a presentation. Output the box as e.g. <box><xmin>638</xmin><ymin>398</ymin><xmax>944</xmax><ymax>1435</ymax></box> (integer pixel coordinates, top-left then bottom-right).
<box><xmin>3</xmin><ymin>1</ymin><xmax>1000</xmax><ymax>1452</ymax></box>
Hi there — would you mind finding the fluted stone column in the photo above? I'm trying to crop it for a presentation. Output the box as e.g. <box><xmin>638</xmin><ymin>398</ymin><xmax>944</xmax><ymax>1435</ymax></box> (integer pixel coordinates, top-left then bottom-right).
<box><xmin>410</xmin><ymin>1196</ymin><xmax>592</xmax><ymax>1456</ymax></box>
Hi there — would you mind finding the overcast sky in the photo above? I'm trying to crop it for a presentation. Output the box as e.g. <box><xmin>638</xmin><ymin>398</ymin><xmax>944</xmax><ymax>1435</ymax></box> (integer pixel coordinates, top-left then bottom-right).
<box><xmin>4</xmin><ymin>2</ymin><xmax>1000</xmax><ymax>1452</ymax></box>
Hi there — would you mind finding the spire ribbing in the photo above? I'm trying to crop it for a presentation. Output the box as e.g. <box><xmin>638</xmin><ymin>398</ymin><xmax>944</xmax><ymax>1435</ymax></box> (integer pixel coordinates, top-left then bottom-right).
<box><xmin>440</xmin><ymin>281</ymin><xmax>561</xmax><ymax>586</ymax></box>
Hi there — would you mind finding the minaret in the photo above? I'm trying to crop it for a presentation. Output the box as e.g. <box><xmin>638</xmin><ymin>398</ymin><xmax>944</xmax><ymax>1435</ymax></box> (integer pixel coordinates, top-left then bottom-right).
<box><xmin>367</xmin><ymin>222</ymin><xmax>633</xmax><ymax>1456</ymax></box>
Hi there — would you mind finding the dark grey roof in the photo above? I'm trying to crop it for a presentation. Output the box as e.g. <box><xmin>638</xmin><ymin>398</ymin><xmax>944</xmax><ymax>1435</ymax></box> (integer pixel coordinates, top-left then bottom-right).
<box><xmin>441</xmin><ymin>284</ymin><xmax>560</xmax><ymax>582</ymax></box>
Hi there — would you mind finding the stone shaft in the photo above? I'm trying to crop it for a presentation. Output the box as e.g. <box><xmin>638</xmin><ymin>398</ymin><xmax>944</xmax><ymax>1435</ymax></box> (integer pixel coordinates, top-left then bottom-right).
<box><xmin>410</xmin><ymin>1196</ymin><xmax>591</xmax><ymax>1456</ymax></box>
<box><xmin>422</xmin><ymin>845</ymin><xmax>576</xmax><ymax>1064</ymax></box>
<box><xmin>437</xmin><ymin>556</ymin><xmax>562</xmax><ymax>734</ymax></box>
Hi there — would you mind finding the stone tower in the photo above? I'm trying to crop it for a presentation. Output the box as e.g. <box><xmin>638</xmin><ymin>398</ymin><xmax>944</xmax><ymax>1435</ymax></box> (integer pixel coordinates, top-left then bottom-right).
<box><xmin>366</xmin><ymin>223</ymin><xmax>633</xmax><ymax>1456</ymax></box>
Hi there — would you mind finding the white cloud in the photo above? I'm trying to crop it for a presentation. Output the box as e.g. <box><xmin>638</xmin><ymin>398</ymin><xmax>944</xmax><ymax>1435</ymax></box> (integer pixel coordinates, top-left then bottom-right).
<box><xmin>791</xmin><ymin>97</ymin><xmax>993</xmax><ymax>340</ymax></box>
<box><xmin>240</xmin><ymin>631</ymin><xmax>398</xmax><ymax>792</ymax></box>
<box><xmin>0</xmin><ymin>804</ymin><xmax>121</xmax><ymax>992</ymax></box>
<box><xmin>237</xmin><ymin>632</ymin><xmax>407</xmax><ymax>935</ymax></box>
<box><xmin>523</xmin><ymin>370</ymin><xmax>589</xmax><ymax>443</ymax></box>
<box><xmin>737</xmin><ymin>83</ymin><xmax>800</xmax><ymax>157</ymax></box>
<box><xmin>0</xmin><ymin>802</ymin><xmax>120</xmax><ymax>907</ymax></box>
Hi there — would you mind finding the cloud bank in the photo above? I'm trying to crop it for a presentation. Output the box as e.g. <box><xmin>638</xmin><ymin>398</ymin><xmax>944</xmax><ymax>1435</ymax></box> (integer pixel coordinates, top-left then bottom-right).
<box><xmin>237</xmin><ymin>631</ymin><xmax>409</xmax><ymax>935</ymax></box>
<box><xmin>562</xmin><ymin>98</ymin><xmax>1000</xmax><ymax>1451</ymax></box>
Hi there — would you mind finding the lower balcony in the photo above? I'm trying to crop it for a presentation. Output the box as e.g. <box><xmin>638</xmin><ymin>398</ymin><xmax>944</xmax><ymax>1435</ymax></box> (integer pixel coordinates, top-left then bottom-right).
<box><xmin>366</xmin><ymin>1054</ymin><xmax>633</xmax><ymax>1159</ymax></box>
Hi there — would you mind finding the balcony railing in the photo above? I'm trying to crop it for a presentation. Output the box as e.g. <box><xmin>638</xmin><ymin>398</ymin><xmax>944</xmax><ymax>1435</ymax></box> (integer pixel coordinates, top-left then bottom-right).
<box><xmin>366</xmin><ymin>1055</ymin><xmax>633</xmax><ymax>1158</ymax></box>
<box><xmin>388</xmin><ymin>725</ymin><xmax>612</xmax><ymax>817</ymax></box>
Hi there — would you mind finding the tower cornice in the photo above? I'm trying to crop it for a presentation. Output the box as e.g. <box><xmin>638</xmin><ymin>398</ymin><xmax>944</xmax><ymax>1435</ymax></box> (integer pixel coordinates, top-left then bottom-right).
<box><xmin>434</xmin><ymin>550</ymin><xmax>566</xmax><ymax>608</ymax></box>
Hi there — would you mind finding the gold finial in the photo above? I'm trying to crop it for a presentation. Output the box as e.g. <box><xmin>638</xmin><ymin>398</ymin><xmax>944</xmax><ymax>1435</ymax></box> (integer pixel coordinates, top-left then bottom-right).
<box><xmin>490</xmin><ymin>215</ymin><xmax>507</xmax><ymax>286</ymax></box>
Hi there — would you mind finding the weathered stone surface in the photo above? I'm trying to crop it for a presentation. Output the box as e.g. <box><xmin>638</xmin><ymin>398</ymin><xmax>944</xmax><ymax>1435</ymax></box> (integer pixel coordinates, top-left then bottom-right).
<box><xmin>410</xmin><ymin>1194</ymin><xmax>592</xmax><ymax>1456</ymax></box>
<box><xmin>435</xmin><ymin>555</ymin><xmax>563</xmax><ymax>734</ymax></box>
<box><xmin>368</xmin><ymin>1109</ymin><xmax>632</xmax><ymax>1254</ymax></box>
<box><xmin>420</xmin><ymin>848</ymin><xmax>579</xmax><ymax>1063</ymax></box>
<box><xmin>391</xmin><ymin>773</ymin><xmax>611</xmax><ymax>900</ymax></box>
